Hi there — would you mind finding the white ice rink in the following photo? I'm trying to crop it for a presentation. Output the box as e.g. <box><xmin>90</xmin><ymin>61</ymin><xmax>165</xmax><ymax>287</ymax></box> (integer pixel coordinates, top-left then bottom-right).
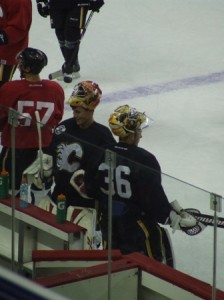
<box><xmin>15</xmin><ymin>0</ymin><xmax>224</xmax><ymax>290</ymax></box>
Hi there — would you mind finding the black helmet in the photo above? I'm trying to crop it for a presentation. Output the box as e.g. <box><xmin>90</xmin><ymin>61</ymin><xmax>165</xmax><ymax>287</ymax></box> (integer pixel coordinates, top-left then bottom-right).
<box><xmin>17</xmin><ymin>47</ymin><xmax>48</xmax><ymax>74</ymax></box>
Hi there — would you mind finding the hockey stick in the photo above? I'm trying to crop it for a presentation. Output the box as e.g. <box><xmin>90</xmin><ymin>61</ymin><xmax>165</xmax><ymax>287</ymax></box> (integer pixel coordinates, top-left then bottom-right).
<box><xmin>35</xmin><ymin>111</ymin><xmax>44</xmax><ymax>179</ymax></box>
<box><xmin>80</xmin><ymin>9</ymin><xmax>94</xmax><ymax>39</ymax></box>
<box><xmin>185</xmin><ymin>208</ymin><xmax>224</xmax><ymax>229</ymax></box>
<box><xmin>49</xmin><ymin>10</ymin><xmax>94</xmax><ymax>80</ymax></box>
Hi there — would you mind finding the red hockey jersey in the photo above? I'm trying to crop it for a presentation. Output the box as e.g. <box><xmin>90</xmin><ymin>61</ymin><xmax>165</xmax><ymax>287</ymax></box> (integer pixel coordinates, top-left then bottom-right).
<box><xmin>0</xmin><ymin>79</ymin><xmax>64</xmax><ymax>148</ymax></box>
<box><xmin>0</xmin><ymin>0</ymin><xmax>32</xmax><ymax>65</ymax></box>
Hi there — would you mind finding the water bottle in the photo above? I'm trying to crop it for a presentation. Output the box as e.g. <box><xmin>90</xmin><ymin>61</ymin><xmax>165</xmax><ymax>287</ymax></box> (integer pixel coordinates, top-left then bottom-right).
<box><xmin>56</xmin><ymin>194</ymin><xmax>67</xmax><ymax>223</ymax></box>
<box><xmin>0</xmin><ymin>170</ymin><xmax>9</xmax><ymax>199</ymax></box>
<box><xmin>19</xmin><ymin>176</ymin><xmax>29</xmax><ymax>208</ymax></box>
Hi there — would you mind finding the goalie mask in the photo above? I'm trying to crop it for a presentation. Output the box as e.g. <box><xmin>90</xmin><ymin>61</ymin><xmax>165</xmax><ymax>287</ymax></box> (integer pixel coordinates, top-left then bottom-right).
<box><xmin>16</xmin><ymin>47</ymin><xmax>48</xmax><ymax>75</ymax></box>
<box><xmin>109</xmin><ymin>105</ymin><xmax>147</xmax><ymax>138</ymax></box>
<box><xmin>67</xmin><ymin>80</ymin><xmax>102</xmax><ymax>111</ymax></box>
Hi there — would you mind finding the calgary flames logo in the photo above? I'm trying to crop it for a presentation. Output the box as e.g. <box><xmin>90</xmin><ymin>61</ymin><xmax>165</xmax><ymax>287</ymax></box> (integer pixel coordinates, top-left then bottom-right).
<box><xmin>56</xmin><ymin>142</ymin><xmax>83</xmax><ymax>173</ymax></box>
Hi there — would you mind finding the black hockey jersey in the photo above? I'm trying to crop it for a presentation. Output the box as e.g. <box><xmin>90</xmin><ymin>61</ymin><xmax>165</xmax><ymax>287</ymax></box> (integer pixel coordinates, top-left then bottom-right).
<box><xmin>49</xmin><ymin>118</ymin><xmax>116</xmax><ymax>207</ymax></box>
<box><xmin>86</xmin><ymin>142</ymin><xmax>172</xmax><ymax>224</ymax></box>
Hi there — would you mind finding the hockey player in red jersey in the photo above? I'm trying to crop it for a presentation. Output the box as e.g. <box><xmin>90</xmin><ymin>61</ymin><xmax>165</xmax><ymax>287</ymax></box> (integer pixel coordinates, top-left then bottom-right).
<box><xmin>0</xmin><ymin>47</ymin><xmax>64</xmax><ymax>194</ymax></box>
<box><xmin>36</xmin><ymin>0</ymin><xmax>104</xmax><ymax>83</ymax></box>
<box><xmin>0</xmin><ymin>0</ymin><xmax>32</xmax><ymax>87</ymax></box>
<box><xmin>84</xmin><ymin>105</ymin><xmax>204</xmax><ymax>266</ymax></box>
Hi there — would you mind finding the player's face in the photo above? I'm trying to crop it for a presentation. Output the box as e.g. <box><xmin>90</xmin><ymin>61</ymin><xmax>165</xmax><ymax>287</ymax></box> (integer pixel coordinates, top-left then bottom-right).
<box><xmin>72</xmin><ymin>106</ymin><xmax>93</xmax><ymax>129</ymax></box>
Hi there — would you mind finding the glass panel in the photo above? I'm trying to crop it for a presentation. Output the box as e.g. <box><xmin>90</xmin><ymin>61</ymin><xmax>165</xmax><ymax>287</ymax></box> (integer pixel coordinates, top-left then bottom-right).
<box><xmin>162</xmin><ymin>173</ymin><xmax>224</xmax><ymax>289</ymax></box>
<box><xmin>98</xmin><ymin>148</ymin><xmax>224</xmax><ymax>290</ymax></box>
<box><xmin>0</xmin><ymin>102</ymin><xmax>223</xmax><ymax>295</ymax></box>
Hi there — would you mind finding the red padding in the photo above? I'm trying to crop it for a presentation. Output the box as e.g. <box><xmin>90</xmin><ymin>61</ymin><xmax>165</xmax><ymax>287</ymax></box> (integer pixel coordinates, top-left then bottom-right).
<box><xmin>34</xmin><ymin>258</ymin><xmax>137</xmax><ymax>287</ymax></box>
<box><xmin>0</xmin><ymin>199</ymin><xmax>86</xmax><ymax>233</ymax></box>
<box><xmin>34</xmin><ymin>252</ymin><xmax>224</xmax><ymax>299</ymax></box>
<box><xmin>32</xmin><ymin>249</ymin><xmax>122</xmax><ymax>262</ymax></box>
<box><xmin>125</xmin><ymin>252</ymin><xmax>224</xmax><ymax>300</ymax></box>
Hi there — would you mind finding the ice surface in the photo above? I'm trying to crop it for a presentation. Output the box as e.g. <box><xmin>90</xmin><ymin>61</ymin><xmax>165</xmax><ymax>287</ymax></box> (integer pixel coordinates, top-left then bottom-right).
<box><xmin>21</xmin><ymin>0</ymin><xmax>224</xmax><ymax>290</ymax></box>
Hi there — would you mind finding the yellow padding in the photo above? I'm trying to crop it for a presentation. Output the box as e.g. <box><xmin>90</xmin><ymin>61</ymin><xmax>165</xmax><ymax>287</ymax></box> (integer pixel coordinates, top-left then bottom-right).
<box><xmin>80</xmin><ymin>7</ymin><xmax>85</xmax><ymax>28</ymax></box>
<box><xmin>137</xmin><ymin>220</ymin><xmax>153</xmax><ymax>258</ymax></box>
<box><xmin>157</xmin><ymin>226</ymin><xmax>166</xmax><ymax>261</ymax></box>
<box><xmin>2</xmin><ymin>149</ymin><xmax>9</xmax><ymax>171</ymax></box>
<box><xmin>8</xmin><ymin>65</ymin><xmax>17</xmax><ymax>81</ymax></box>
<box><xmin>0</xmin><ymin>64</ymin><xmax>4</xmax><ymax>81</ymax></box>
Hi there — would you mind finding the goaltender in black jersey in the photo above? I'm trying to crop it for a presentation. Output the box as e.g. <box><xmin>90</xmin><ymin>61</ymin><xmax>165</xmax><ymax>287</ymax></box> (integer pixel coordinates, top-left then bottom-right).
<box><xmin>84</xmin><ymin>105</ymin><xmax>204</xmax><ymax>266</ymax></box>
<box><xmin>48</xmin><ymin>80</ymin><xmax>115</xmax><ymax>208</ymax></box>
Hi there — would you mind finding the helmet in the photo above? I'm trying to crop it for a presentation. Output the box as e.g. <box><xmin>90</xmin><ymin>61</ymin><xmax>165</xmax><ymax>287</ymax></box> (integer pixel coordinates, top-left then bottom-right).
<box><xmin>67</xmin><ymin>80</ymin><xmax>102</xmax><ymax>111</ymax></box>
<box><xmin>16</xmin><ymin>47</ymin><xmax>48</xmax><ymax>74</ymax></box>
<box><xmin>109</xmin><ymin>105</ymin><xmax>146</xmax><ymax>138</ymax></box>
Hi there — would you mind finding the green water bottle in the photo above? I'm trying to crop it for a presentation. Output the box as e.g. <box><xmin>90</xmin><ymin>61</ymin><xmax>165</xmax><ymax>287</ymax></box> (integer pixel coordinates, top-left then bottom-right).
<box><xmin>56</xmin><ymin>194</ymin><xmax>67</xmax><ymax>223</ymax></box>
<box><xmin>0</xmin><ymin>170</ymin><xmax>9</xmax><ymax>199</ymax></box>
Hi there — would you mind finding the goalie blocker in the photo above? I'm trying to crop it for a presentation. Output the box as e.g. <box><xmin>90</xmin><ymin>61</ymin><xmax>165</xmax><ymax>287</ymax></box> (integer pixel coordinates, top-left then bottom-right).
<box><xmin>168</xmin><ymin>200</ymin><xmax>206</xmax><ymax>235</ymax></box>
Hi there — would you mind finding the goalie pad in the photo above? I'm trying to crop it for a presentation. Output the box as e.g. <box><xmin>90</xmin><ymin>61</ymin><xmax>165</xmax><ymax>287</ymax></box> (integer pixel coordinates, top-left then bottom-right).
<box><xmin>37</xmin><ymin>195</ymin><xmax>57</xmax><ymax>214</ymax></box>
<box><xmin>70</xmin><ymin>169</ymin><xmax>93</xmax><ymax>199</ymax></box>
<box><xmin>67</xmin><ymin>205</ymin><xmax>97</xmax><ymax>249</ymax></box>
<box><xmin>168</xmin><ymin>200</ymin><xmax>206</xmax><ymax>235</ymax></box>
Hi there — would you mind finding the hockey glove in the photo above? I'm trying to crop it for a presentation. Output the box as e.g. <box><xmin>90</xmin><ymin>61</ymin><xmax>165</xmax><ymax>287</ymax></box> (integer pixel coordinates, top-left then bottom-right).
<box><xmin>0</xmin><ymin>30</ymin><xmax>8</xmax><ymax>45</ymax></box>
<box><xmin>90</xmin><ymin>0</ymin><xmax>104</xmax><ymax>12</ymax></box>
<box><xmin>36</xmin><ymin>0</ymin><xmax>49</xmax><ymax>18</ymax></box>
<box><xmin>168</xmin><ymin>200</ymin><xmax>206</xmax><ymax>235</ymax></box>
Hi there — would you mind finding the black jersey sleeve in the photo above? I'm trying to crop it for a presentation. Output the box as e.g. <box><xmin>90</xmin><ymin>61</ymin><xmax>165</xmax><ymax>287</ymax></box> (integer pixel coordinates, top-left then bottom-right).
<box><xmin>135</xmin><ymin>150</ymin><xmax>172</xmax><ymax>224</ymax></box>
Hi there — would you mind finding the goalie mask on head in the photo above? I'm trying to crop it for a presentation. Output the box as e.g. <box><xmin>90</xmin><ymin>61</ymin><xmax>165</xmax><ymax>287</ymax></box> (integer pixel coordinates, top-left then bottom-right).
<box><xmin>66</xmin><ymin>80</ymin><xmax>102</xmax><ymax>111</ymax></box>
<box><xmin>109</xmin><ymin>105</ymin><xmax>147</xmax><ymax>138</ymax></box>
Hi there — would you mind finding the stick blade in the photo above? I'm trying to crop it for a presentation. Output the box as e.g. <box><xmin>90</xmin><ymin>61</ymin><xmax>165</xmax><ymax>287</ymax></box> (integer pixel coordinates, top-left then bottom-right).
<box><xmin>48</xmin><ymin>70</ymin><xmax>63</xmax><ymax>80</ymax></box>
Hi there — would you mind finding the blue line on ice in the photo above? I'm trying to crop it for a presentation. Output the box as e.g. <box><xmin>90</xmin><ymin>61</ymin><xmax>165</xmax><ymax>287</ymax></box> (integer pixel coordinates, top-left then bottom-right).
<box><xmin>65</xmin><ymin>71</ymin><xmax>224</xmax><ymax>110</ymax></box>
<box><xmin>102</xmin><ymin>71</ymin><xmax>224</xmax><ymax>103</ymax></box>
